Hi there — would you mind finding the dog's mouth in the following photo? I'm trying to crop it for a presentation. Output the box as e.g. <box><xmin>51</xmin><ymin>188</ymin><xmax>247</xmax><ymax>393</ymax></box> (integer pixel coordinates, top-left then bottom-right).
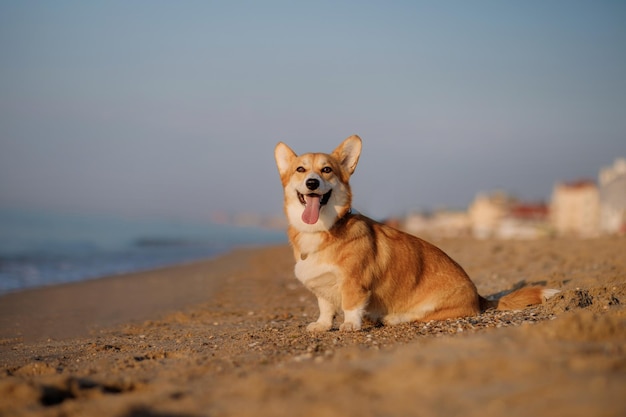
<box><xmin>297</xmin><ymin>190</ymin><xmax>332</xmax><ymax>206</ymax></box>
<box><xmin>297</xmin><ymin>190</ymin><xmax>332</xmax><ymax>225</ymax></box>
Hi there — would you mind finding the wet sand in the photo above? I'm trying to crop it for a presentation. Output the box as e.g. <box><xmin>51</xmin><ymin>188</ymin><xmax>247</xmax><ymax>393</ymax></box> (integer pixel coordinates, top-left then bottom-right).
<box><xmin>1</xmin><ymin>237</ymin><xmax>625</xmax><ymax>417</ymax></box>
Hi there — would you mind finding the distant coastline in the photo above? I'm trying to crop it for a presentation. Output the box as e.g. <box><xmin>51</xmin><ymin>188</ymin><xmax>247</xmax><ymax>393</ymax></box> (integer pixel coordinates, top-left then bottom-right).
<box><xmin>0</xmin><ymin>208</ymin><xmax>286</xmax><ymax>294</ymax></box>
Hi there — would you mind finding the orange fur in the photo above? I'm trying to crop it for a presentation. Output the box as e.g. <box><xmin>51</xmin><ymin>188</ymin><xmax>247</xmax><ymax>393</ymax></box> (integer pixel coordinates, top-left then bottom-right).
<box><xmin>275</xmin><ymin>135</ymin><xmax>556</xmax><ymax>331</ymax></box>
<box><xmin>488</xmin><ymin>287</ymin><xmax>549</xmax><ymax>311</ymax></box>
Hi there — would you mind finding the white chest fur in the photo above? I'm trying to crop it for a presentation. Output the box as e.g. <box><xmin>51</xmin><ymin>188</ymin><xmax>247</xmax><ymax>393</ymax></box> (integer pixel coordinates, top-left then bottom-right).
<box><xmin>294</xmin><ymin>255</ymin><xmax>337</xmax><ymax>283</ymax></box>
<box><xmin>294</xmin><ymin>233</ymin><xmax>334</xmax><ymax>282</ymax></box>
<box><xmin>294</xmin><ymin>233</ymin><xmax>341</xmax><ymax>304</ymax></box>
<box><xmin>296</xmin><ymin>232</ymin><xmax>323</xmax><ymax>256</ymax></box>
<box><xmin>295</xmin><ymin>255</ymin><xmax>340</xmax><ymax>307</ymax></box>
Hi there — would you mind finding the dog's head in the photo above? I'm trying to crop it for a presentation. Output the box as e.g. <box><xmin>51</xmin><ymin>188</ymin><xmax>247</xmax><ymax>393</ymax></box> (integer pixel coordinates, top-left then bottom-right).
<box><xmin>274</xmin><ymin>135</ymin><xmax>362</xmax><ymax>232</ymax></box>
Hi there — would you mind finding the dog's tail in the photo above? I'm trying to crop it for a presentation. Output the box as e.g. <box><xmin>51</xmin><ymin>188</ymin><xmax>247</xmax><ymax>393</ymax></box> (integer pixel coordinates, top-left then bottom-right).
<box><xmin>479</xmin><ymin>287</ymin><xmax>560</xmax><ymax>311</ymax></box>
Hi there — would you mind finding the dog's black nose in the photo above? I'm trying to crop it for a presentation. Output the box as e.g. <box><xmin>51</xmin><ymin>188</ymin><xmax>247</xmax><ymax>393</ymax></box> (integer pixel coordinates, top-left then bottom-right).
<box><xmin>306</xmin><ymin>178</ymin><xmax>320</xmax><ymax>190</ymax></box>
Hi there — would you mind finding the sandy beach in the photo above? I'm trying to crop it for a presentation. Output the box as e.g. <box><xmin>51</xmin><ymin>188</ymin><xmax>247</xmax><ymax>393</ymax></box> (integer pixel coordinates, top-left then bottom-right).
<box><xmin>1</xmin><ymin>237</ymin><xmax>625</xmax><ymax>417</ymax></box>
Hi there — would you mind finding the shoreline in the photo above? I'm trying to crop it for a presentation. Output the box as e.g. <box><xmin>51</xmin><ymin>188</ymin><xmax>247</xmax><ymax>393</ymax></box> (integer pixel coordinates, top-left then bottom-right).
<box><xmin>0</xmin><ymin>244</ymin><xmax>287</xmax><ymax>342</ymax></box>
<box><xmin>1</xmin><ymin>238</ymin><xmax>625</xmax><ymax>416</ymax></box>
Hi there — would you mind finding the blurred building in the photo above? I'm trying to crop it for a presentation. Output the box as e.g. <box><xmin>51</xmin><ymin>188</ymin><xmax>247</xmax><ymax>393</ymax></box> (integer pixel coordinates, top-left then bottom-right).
<box><xmin>550</xmin><ymin>180</ymin><xmax>600</xmax><ymax>237</ymax></box>
<box><xmin>403</xmin><ymin>209</ymin><xmax>470</xmax><ymax>238</ymax></box>
<box><xmin>467</xmin><ymin>192</ymin><xmax>550</xmax><ymax>239</ymax></box>
<box><xmin>399</xmin><ymin>158</ymin><xmax>625</xmax><ymax>239</ymax></box>
<box><xmin>467</xmin><ymin>191</ymin><xmax>515</xmax><ymax>239</ymax></box>
<box><xmin>498</xmin><ymin>203</ymin><xmax>550</xmax><ymax>239</ymax></box>
<box><xmin>599</xmin><ymin>158</ymin><xmax>626</xmax><ymax>235</ymax></box>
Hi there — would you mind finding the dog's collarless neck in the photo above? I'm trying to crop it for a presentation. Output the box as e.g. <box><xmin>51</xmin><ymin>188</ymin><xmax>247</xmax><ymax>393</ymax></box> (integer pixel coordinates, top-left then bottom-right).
<box><xmin>296</xmin><ymin>209</ymin><xmax>354</xmax><ymax>261</ymax></box>
<box><xmin>333</xmin><ymin>208</ymin><xmax>353</xmax><ymax>227</ymax></box>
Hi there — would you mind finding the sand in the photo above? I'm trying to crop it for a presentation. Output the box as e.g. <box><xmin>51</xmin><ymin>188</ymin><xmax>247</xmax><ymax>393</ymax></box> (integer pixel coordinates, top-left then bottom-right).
<box><xmin>1</xmin><ymin>237</ymin><xmax>625</xmax><ymax>417</ymax></box>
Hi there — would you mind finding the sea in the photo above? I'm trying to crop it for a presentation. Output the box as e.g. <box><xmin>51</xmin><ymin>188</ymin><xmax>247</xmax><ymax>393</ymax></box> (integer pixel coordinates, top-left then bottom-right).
<box><xmin>0</xmin><ymin>209</ymin><xmax>286</xmax><ymax>295</ymax></box>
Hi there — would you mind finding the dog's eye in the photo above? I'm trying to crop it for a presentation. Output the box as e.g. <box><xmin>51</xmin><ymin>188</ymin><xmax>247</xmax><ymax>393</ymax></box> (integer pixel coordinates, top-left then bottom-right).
<box><xmin>296</xmin><ymin>166</ymin><xmax>305</xmax><ymax>173</ymax></box>
<box><xmin>321</xmin><ymin>166</ymin><xmax>332</xmax><ymax>174</ymax></box>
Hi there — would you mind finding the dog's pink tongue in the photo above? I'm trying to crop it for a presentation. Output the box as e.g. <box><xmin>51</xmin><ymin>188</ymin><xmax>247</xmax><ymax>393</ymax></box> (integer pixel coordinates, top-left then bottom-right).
<box><xmin>302</xmin><ymin>195</ymin><xmax>322</xmax><ymax>224</ymax></box>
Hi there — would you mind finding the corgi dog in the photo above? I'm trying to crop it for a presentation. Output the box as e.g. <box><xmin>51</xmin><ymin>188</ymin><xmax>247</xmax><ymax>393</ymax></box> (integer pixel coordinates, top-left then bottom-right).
<box><xmin>274</xmin><ymin>135</ymin><xmax>557</xmax><ymax>331</ymax></box>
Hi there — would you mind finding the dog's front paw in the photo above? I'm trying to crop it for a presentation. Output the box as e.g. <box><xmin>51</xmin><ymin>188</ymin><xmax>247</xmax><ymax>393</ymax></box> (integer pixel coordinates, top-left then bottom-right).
<box><xmin>339</xmin><ymin>322</ymin><xmax>361</xmax><ymax>332</ymax></box>
<box><xmin>306</xmin><ymin>321</ymin><xmax>332</xmax><ymax>332</ymax></box>
<box><xmin>340</xmin><ymin>308</ymin><xmax>363</xmax><ymax>331</ymax></box>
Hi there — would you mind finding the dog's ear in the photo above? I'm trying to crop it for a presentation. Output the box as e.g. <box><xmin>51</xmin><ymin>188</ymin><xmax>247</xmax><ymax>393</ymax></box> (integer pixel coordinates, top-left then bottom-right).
<box><xmin>332</xmin><ymin>135</ymin><xmax>362</xmax><ymax>176</ymax></box>
<box><xmin>274</xmin><ymin>142</ymin><xmax>297</xmax><ymax>177</ymax></box>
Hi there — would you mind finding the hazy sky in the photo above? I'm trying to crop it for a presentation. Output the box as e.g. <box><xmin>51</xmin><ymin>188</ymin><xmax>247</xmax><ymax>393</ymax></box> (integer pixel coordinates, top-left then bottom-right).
<box><xmin>1</xmin><ymin>1</ymin><xmax>625</xmax><ymax>221</ymax></box>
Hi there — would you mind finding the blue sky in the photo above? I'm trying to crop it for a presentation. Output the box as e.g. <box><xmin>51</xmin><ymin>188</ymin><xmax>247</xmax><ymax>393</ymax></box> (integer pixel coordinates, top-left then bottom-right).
<box><xmin>1</xmin><ymin>1</ymin><xmax>625</xmax><ymax>221</ymax></box>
